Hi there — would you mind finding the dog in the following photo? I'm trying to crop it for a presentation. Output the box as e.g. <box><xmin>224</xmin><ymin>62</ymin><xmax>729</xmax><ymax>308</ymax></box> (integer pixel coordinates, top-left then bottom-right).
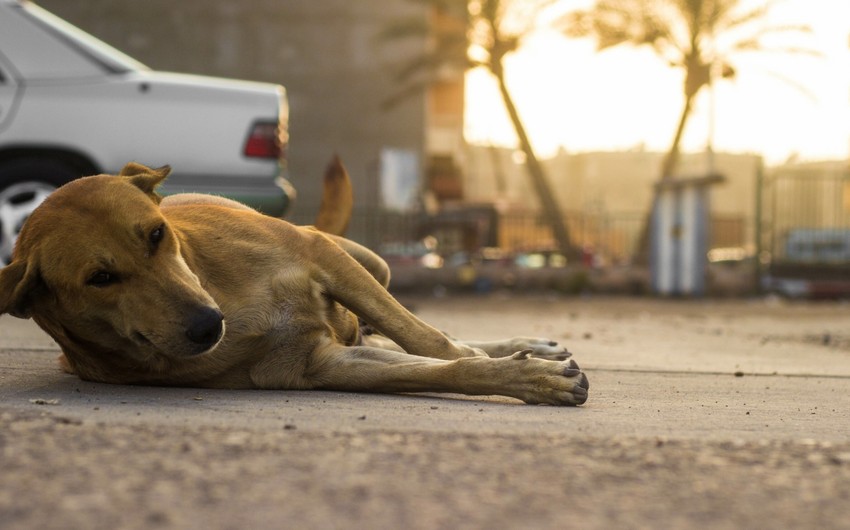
<box><xmin>0</xmin><ymin>162</ymin><xmax>588</xmax><ymax>405</ymax></box>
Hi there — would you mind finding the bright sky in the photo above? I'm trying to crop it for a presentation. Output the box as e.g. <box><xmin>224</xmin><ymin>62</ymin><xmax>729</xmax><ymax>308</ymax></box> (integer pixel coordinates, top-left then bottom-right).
<box><xmin>464</xmin><ymin>0</ymin><xmax>850</xmax><ymax>165</ymax></box>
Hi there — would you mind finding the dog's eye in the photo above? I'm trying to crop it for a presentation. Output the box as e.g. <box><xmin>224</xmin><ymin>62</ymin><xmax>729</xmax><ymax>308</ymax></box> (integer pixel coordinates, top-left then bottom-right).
<box><xmin>87</xmin><ymin>271</ymin><xmax>118</xmax><ymax>287</ymax></box>
<box><xmin>150</xmin><ymin>224</ymin><xmax>165</xmax><ymax>246</ymax></box>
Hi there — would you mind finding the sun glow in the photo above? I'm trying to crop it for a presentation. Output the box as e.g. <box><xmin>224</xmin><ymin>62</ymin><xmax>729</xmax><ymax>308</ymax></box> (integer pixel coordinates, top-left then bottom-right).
<box><xmin>465</xmin><ymin>0</ymin><xmax>850</xmax><ymax>164</ymax></box>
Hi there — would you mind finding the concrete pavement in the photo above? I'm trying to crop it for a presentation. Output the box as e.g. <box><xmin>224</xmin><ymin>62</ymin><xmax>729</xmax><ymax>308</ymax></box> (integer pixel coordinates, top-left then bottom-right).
<box><xmin>1</xmin><ymin>295</ymin><xmax>849</xmax><ymax>529</ymax></box>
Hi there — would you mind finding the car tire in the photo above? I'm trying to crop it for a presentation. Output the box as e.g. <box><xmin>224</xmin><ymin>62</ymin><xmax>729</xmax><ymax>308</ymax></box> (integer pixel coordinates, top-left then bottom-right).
<box><xmin>0</xmin><ymin>159</ymin><xmax>78</xmax><ymax>264</ymax></box>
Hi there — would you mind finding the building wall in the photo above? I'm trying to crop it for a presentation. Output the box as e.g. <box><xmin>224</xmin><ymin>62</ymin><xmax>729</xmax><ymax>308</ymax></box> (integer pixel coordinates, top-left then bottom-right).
<box><xmin>555</xmin><ymin>150</ymin><xmax>760</xmax><ymax>219</ymax></box>
<box><xmin>465</xmin><ymin>145</ymin><xmax>761</xmax><ymax>218</ymax></box>
<box><xmin>464</xmin><ymin>145</ymin><xmax>762</xmax><ymax>253</ymax></box>
<box><xmin>38</xmin><ymin>0</ymin><xmax>434</xmax><ymax>216</ymax></box>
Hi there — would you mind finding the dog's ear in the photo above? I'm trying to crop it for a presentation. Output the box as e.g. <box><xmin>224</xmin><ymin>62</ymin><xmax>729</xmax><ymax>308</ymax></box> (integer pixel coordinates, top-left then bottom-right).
<box><xmin>0</xmin><ymin>260</ymin><xmax>41</xmax><ymax>319</ymax></box>
<box><xmin>119</xmin><ymin>162</ymin><xmax>172</xmax><ymax>201</ymax></box>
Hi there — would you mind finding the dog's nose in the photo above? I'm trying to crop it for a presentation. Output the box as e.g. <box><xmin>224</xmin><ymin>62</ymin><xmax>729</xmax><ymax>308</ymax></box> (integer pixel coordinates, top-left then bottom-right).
<box><xmin>185</xmin><ymin>307</ymin><xmax>224</xmax><ymax>348</ymax></box>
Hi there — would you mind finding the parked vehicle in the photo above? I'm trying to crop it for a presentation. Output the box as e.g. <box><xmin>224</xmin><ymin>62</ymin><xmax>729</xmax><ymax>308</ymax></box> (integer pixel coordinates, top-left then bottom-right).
<box><xmin>784</xmin><ymin>228</ymin><xmax>850</xmax><ymax>263</ymax></box>
<box><xmin>0</xmin><ymin>0</ymin><xmax>294</xmax><ymax>262</ymax></box>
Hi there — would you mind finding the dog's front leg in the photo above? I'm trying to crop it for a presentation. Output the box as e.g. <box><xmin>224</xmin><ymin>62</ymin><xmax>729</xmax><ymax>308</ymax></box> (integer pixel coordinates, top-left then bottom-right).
<box><xmin>460</xmin><ymin>338</ymin><xmax>572</xmax><ymax>360</ymax></box>
<box><xmin>305</xmin><ymin>342</ymin><xmax>589</xmax><ymax>406</ymax></box>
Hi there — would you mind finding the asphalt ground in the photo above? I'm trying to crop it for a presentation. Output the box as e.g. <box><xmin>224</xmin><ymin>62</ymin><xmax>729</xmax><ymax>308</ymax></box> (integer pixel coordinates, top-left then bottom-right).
<box><xmin>1</xmin><ymin>294</ymin><xmax>849</xmax><ymax>529</ymax></box>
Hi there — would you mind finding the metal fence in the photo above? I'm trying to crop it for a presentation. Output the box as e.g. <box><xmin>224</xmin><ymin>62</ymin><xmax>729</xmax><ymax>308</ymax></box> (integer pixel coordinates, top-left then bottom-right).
<box><xmin>291</xmin><ymin>207</ymin><xmax>749</xmax><ymax>266</ymax></box>
<box><xmin>758</xmin><ymin>167</ymin><xmax>850</xmax><ymax>278</ymax></box>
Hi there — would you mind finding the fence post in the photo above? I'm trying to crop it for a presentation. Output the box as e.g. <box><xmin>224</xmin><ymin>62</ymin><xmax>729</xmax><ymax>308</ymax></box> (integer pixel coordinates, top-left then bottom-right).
<box><xmin>753</xmin><ymin>161</ymin><xmax>764</xmax><ymax>294</ymax></box>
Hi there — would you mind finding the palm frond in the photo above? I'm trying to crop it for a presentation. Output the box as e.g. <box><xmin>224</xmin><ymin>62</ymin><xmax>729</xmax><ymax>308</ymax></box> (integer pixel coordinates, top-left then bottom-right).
<box><xmin>719</xmin><ymin>0</ymin><xmax>778</xmax><ymax>30</ymax></box>
<box><xmin>393</xmin><ymin>37</ymin><xmax>470</xmax><ymax>83</ymax></box>
<box><xmin>758</xmin><ymin>69</ymin><xmax>820</xmax><ymax>102</ymax></box>
<box><xmin>502</xmin><ymin>0</ymin><xmax>562</xmax><ymax>36</ymax></box>
<box><xmin>731</xmin><ymin>22</ymin><xmax>814</xmax><ymax>44</ymax></box>
<box><xmin>560</xmin><ymin>0</ymin><xmax>687</xmax><ymax>55</ymax></box>
<box><xmin>731</xmin><ymin>39</ymin><xmax>822</xmax><ymax>57</ymax></box>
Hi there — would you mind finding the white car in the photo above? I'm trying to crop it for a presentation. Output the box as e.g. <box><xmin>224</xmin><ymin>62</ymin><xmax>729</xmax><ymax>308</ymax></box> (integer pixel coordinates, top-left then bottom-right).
<box><xmin>0</xmin><ymin>0</ymin><xmax>294</xmax><ymax>262</ymax></box>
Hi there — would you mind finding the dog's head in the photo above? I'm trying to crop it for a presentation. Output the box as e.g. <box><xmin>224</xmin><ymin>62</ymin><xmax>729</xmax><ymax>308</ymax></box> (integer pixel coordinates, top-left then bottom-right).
<box><xmin>0</xmin><ymin>163</ymin><xmax>224</xmax><ymax>380</ymax></box>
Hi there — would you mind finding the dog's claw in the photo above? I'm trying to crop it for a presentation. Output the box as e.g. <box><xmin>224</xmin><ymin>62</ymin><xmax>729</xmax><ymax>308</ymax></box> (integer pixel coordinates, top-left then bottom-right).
<box><xmin>548</xmin><ymin>348</ymin><xmax>571</xmax><ymax>361</ymax></box>
<box><xmin>563</xmin><ymin>362</ymin><xmax>588</xmax><ymax>387</ymax></box>
<box><xmin>565</xmin><ymin>360</ymin><xmax>589</xmax><ymax>404</ymax></box>
<box><xmin>512</xmin><ymin>349</ymin><xmax>533</xmax><ymax>360</ymax></box>
<box><xmin>572</xmin><ymin>386</ymin><xmax>588</xmax><ymax>405</ymax></box>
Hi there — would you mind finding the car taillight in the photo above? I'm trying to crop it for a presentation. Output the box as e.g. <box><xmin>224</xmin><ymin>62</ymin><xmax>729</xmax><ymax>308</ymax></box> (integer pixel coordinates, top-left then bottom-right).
<box><xmin>243</xmin><ymin>121</ymin><xmax>282</xmax><ymax>159</ymax></box>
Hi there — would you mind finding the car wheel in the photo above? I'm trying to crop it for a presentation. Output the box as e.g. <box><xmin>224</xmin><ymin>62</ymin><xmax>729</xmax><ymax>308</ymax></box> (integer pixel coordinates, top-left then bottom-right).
<box><xmin>0</xmin><ymin>160</ymin><xmax>78</xmax><ymax>264</ymax></box>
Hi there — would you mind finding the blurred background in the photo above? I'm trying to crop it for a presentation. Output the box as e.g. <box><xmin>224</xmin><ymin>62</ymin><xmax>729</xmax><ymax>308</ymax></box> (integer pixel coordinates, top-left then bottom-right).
<box><xmin>34</xmin><ymin>0</ymin><xmax>850</xmax><ymax>297</ymax></box>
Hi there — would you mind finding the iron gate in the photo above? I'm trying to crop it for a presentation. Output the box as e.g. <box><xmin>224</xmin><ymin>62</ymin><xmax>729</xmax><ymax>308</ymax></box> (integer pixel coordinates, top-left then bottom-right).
<box><xmin>757</xmin><ymin>163</ymin><xmax>850</xmax><ymax>283</ymax></box>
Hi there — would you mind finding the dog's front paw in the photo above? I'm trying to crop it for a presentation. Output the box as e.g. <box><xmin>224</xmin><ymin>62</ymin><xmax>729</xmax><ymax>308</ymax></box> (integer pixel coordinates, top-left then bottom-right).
<box><xmin>510</xmin><ymin>337</ymin><xmax>572</xmax><ymax>361</ymax></box>
<box><xmin>509</xmin><ymin>352</ymin><xmax>589</xmax><ymax>406</ymax></box>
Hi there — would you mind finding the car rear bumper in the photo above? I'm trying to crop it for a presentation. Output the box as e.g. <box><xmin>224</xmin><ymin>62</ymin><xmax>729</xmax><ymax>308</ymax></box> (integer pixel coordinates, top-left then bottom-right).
<box><xmin>157</xmin><ymin>173</ymin><xmax>295</xmax><ymax>217</ymax></box>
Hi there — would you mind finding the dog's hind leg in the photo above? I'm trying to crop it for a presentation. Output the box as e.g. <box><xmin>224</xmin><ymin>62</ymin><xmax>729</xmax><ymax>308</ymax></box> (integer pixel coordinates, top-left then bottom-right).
<box><xmin>303</xmin><ymin>342</ymin><xmax>588</xmax><ymax>406</ymax></box>
<box><xmin>324</xmin><ymin>234</ymin><xmax>390</xmax><ymax>288</ymax></box>
<box><xmin>306</xmin><ymin>231</ymin><xmax>481</xmax><ymax>360</ymax></box>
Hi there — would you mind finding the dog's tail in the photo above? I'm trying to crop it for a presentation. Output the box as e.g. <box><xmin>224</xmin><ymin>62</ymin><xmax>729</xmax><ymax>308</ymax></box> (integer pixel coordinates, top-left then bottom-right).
<box><xmin>313</xmin><ymin>155</ymin><xmax>353</xmax><ymax>236</ymax></box>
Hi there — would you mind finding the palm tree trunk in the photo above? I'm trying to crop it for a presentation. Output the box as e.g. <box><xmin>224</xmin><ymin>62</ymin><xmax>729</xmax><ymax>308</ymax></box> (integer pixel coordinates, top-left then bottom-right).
<box><xmin>660</xmin><ymin>91</ymin><xmax>696</xmax><ymax>179</ymax></box>
<box><xmin>493</xmin><ymin>68</ymin><xmax>576</xmax><ymax>259</ymax></box>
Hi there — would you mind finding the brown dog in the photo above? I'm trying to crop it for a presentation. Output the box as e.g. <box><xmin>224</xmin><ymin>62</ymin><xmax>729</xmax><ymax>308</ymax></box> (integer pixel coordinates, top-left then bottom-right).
<box><xmin>0</xmin><ymin>163</ymin><xmax>588</xmax><ymax>405</ymax></box>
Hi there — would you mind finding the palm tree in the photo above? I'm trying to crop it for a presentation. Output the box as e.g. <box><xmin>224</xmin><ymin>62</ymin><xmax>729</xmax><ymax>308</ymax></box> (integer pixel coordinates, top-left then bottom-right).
<box><xmin>560</xmin><ymin>0</ymin><xmax>816</xmax><ymax>180</ymax></box>
<box><xmin>383</xmin><ymin>0</ymin><xmax>577</xmax><ymax>258</ymax></box>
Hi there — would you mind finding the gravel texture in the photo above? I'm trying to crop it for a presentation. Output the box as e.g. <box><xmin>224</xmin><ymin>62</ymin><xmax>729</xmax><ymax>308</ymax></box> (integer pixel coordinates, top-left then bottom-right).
<box><xmin>2</xmin><ymin>295</ymin><xmax>850</xmax><ymax>529</ymax></box>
